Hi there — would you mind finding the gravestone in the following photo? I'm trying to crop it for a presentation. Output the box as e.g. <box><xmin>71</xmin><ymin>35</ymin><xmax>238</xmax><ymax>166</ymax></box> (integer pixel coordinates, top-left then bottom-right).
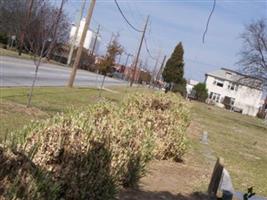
<box><xmin>201</xmin><ymin>131</ymin><xmax>209</xmax><ymax>144</ymax></box>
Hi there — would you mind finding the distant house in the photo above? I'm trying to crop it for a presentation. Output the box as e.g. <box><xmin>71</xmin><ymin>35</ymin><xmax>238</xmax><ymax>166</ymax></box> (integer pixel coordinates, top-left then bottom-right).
<box><xmin>205</xmin><ymin>68</ymin><xmax>263</xmax><ymax>117</ymax></box>
<box><xmin>124</xmin><ymin>67</ymin><xmax>151</xmax><ymax>84</ymax></box>
<box><xmin>186</xmin><ymin>79</ymin><xmax>199</xmax><ymax>99</ymax></box>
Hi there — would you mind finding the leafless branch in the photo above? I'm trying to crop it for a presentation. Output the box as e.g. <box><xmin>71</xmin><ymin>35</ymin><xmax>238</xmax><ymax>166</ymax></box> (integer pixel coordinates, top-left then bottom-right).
<box><xmin>237</xmin><ymin>18</ymin><xmax>267</xmax><ymax>88</ymax></box>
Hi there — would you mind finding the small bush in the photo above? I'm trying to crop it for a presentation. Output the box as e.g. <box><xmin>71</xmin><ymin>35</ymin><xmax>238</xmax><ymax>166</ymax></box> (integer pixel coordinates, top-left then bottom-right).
<box><xmin>193</xmin><ymin>83</ymin><xmax>208</xmax><ymax>102</ymax></box>
<box><xmin>0</xmin><ymin>147</ymin><xmax>60</xmax><ymax>200</ymax></box>
<box><xmin>2</xmin><ymin>92</ymin><xmax>190</xmax><ymax>199</ymax></box>
<box><xmin>0</xmin><ymin>33</ymin><xmax>8</xmax><ymax>45</ymax></box>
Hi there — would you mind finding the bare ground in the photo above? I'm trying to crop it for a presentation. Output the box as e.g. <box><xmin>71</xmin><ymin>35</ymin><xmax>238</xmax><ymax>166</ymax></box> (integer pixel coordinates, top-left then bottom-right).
<box><xmin>119</xmin><ymin>121</ymin><xmax>215</xmax><ymax>200</ymax></box>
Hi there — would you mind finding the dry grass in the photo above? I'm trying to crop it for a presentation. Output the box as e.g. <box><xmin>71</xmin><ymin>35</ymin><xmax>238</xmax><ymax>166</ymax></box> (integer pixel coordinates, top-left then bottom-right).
<box><xmin>1</xmin><ymin>87</ymin><xmax>266</xmax><ymax>197</ymax></box>
<box><xmin>0</xmin><ymin>86</ymin><xmax>148</xmax><ymax>142</ymax></box>
<box><xmin>190</xmin><ymin>101</ymin><xmax>267</xmax><ymax>196</ymax></box>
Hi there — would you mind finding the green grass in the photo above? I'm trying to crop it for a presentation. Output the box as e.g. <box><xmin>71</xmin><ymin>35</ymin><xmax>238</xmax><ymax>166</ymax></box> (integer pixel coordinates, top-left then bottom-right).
<box><xmin>0</xmin><ymin>86</ymin><xmax>145</xmax><ymax>142</ymax></box>
<box><xmin>190</xmin><ymin>101</ymin><xmax>267</xmax><ymax>196</ymax></box>
<box><xmin>1</xmin><ymin>87</ymin><xmax>266</xmax><ymax>195</ymax></box>
<box><xmin>0</xmin><ymin>48</ymin><xmax>32</xmax><ymax>60</ymax></box>
<box><xmin>0</xmin><ymin>48</ymin><xmax>65</xmax><ymax>65</ymax></box>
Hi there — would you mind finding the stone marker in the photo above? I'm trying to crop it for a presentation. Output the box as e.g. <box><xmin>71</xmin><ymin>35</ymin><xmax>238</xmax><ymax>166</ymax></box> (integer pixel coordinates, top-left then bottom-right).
<box><xmin>201</xmin><ymin>131</ymin><xmax>208</xmax><ymax>144</ymax></box>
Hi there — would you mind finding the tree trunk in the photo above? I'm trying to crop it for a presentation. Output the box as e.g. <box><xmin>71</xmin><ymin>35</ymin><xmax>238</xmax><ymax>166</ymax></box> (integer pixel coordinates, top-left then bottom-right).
<box><xmin>27</xmin><ymin>60</ymin><xmax>40</xmax><ymax>107</ymax></box>
<box><xmin>46</xmin><ymin>0</ymin><xmax>65</xmax><ymax>60</ymax></box>
<box><xmin>99</xmin><ymin>75</ymin><xmax>106</xmax><ymax>97</ymax></box>
<box><xmin>27</xmin><ymin>41</ymin><xmax>46</xmax><ymax>107</ymax></box>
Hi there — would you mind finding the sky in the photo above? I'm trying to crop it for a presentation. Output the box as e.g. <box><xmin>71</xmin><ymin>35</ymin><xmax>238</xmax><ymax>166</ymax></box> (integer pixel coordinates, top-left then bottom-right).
<box><xmin>54</xmin><ymin>0</ymin><xmax>267</xmax><ymax>82</ymax></box>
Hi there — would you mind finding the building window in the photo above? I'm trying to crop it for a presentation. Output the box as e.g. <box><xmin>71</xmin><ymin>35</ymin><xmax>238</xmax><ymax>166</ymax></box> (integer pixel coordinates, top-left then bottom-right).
<box><xmin>209</xmin><ymin>92</ymin><xmax>221</xmax><ymax>103</ymax></box>
<box><xmin>228</xmin><ymin>82</ymin><xmax>238</xmax><ymax>91</ymax></box>
<box><xmin>230</xmin><ymin>98</ymin><xmax>235</xmax><ymax>106</ymax></box>
<box><xmin>213</xmin><ymin>79</ymin><xmax>224</xmax><ymax>87</ymax></box>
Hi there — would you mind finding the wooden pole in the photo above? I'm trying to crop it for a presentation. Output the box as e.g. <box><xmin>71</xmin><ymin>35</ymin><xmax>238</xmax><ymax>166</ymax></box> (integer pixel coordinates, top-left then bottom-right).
<box><xmin>46</xmin><ymin>0</ymin><xmax>66</xmax><ymax>60</ymax></box>
<box><xmin>90</xmin><ymin>24</ymin><xmax>100</xmax><ymax>56</ymax></box>
<box><xmin>156</xmin><ymin>55</ymin><xmax>166</xmax><ymax>81</ymax></box>
<box><xmin>130</xmin><ymin>15</ymin><xmax>149</xmax><ymax>87</ymax></box>
<box><xmin>68</xmin><ymin>0</ymin><xmax>96</xmax><ymax>87</ymax></box>
<box><xmin>67</xmin><ymin>0</ymin><xmax>86</xmax><ymax>66</ymax></box>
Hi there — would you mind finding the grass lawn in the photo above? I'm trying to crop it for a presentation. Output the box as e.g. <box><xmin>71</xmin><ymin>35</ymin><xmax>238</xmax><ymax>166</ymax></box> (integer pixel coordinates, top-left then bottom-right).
<box><xmin>0</xmin><ymin>48</ymin><xmax>65</xmax><ymax>66</ymax></box>
<box><xmin>0</xmin><ymin>87</ymin><xmax>266</xmax><ymax>196</ymax></box>
<box><xmin>190</xmin><ymin>101</ymin><xmax>267</xmax><ymax>196</ymax></box>
<box><xmin>0</xmin><ymin>86</ymin><xmax>147</xmax><ymax>142</ymax></box>
<box><xmin>0</xmin><ymin>48</ymin><xmax>32</xmax><ymax>60</ymax></box>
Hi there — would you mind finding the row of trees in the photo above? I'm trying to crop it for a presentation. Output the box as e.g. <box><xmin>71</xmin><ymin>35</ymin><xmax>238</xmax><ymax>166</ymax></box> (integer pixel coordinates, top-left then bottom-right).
<box><xmin>0</xmin><ymin>0</ymin><xmax>70</xmax><ymax>106</ymax></box>
<box><xmin>0</xmin><ymin>0</ymin><xmax>69</xmax><ymax>56</ymax></box>
<box><xmin>1</xmin><ymin>0</ymin><xmax>265</xmax><ymax>104</ymax></box>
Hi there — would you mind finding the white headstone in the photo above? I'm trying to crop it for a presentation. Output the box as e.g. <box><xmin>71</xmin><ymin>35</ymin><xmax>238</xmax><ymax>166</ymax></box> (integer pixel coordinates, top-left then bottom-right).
<box><xmin>202</xmin><ymin>131</ymin><xmax>208</xmax><ymax>144</ymax></box>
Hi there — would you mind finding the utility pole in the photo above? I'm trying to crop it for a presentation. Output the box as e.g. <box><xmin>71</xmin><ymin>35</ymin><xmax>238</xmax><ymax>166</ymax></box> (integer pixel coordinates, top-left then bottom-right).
<box><xmin>124</xmin><ymin>53</ymin><xmax>132</xmax><ymax>67</ymax></box>
<box><xmin>156</xmin><ymin>55</ymin><xmax>166</xmax><ymax>81</ymax></box>
<box><xmin>67</xmin><ymin>0</ymin><xmax>86</xmax><ymax>66</ymax></box>
<box><xmin>130</xmin><ymin>15</ymin><xmax>149</xmax><ymax>87</ymax></box>
<box><xmin>90</xmin><ymin>24</ymin><xmax>100</xmax><ymax>56</ymax></box>
<box><xmin>68</xmin><ymin>0</ymin><xmax>96</xmax><ymax>87</ymax></box>
<box><xmin>153</xmin><ymin>50</ymin><xmax>161</xmax><ymax>76</ymax></box>
<box><xmin>118</xmin><ymin>52</ymin><xmax>122</xmax><ymax>64</ymax></box>
<box><xmin>18</xmin><ymin>0</ymin><xmax>34</xmax><ymax>56</ymax></box>
<box><xmin>46</xmin><ymin>0</ymin><xmax>66</xmax><ymax>60</ymax></box>
<box><xmin>150</xmin><ymin>49</ymin><xmax>161</xmax><ymax>87</ymax></box>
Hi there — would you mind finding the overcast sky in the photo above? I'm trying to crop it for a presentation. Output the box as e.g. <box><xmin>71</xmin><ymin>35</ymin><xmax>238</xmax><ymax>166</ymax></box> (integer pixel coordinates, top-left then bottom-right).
<box><xmin>56</xmin><ymin>0</ymin><xmax>267</xmax><ymax>82</ymax></box>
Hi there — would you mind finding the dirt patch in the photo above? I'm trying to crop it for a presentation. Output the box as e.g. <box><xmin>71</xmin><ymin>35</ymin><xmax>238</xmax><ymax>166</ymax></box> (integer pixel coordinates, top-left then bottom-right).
<box><xmin>119</xmin><ymin>120</ymin><xmax>213</xmax><ymax>200</ymax></box>
<box><xmin>186</xmin><ymin>120</ymin><xmax>203</xmax><ymax>140</ymax></box>
<box><xmin>0</xmin><ymin>102</ymin><xmax>47</xmax><ymax>118</ymax></box>
<box><xmin>119</xmin><ymin>160</ymin><xmax>211</xmax><ymax>200</ymax></box>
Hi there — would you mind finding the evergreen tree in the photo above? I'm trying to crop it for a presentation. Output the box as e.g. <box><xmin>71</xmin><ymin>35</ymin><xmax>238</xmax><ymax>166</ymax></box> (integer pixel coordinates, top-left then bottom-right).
<box><xmin>162</xmin><ymin>42</ymin><xmax>186</xmax><ymax>95</ymax></box>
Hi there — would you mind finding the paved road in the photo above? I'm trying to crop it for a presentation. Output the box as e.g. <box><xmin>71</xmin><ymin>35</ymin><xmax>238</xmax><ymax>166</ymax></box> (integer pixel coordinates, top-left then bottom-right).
<box><xmin>0</xmin><ymin>56</ymin><xmax>127</xmax><ymax>87</ymax></box>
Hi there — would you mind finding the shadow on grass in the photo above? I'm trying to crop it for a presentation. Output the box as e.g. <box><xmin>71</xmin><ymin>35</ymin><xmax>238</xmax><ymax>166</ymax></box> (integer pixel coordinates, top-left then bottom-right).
<box><xmin>1</xmin><ymin>87</ymin><xmax>99</xmax><ymax>99</ymax></box>
<box><xmin>0</xmin><ymin>140</ymin><xmax>117</xmax><ymax>200</ymax></box>
<box><xmin>119</xmin><ymin>189</ymin><xmax>210</xmax><ymax>200</ymax></box>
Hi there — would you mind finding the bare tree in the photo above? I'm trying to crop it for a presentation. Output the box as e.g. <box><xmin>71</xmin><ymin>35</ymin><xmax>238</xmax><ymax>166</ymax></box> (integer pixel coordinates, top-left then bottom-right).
<box><xmin>0</xmin><ymin>0</ymin><xmax>69</xmax><ymax>56</ymax></box>
<box><xmin>97</xmin><ymin>36</ymin><xmax>123</xmax><ymax>97</ymax></box>
<box><xmin>22</xmin><ymin>1</ymin><xmax>69</xmax><ymax>107</ymax></box>
<box><xmin>0</xmin><ymin>0</ymin><xmax>27</xmax><ymax>42</ymax></box>
<box><xmin>238</xmin><ymin>19</ymin><xmax>267</xmax><ymax>87</ymax></box>
<box><xmin>45</xmin><ymin>0</ymin><xmax>67</xmax><ymax>60</ymax></box>
<box><xmin>18</xmin><ymin>0</ymin><xmax>34</xmax><ymax>56</ymax></box>
<box><xmin>1</xmin><ymin>1</ymin><xmax>69</xmax><ymax>107</ymax></box>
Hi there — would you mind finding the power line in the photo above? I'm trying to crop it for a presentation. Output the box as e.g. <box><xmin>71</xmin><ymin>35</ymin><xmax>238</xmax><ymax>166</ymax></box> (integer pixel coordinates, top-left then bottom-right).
<box><xmin>114</xmin><ymin>0</ymin><xmax>143</xmax><ymax>33</ymax></box>
<box><xmin>126</xmin><ymin>2</ymin><xmax>140</xmax><ymax>27</ymax></box>
<box><xmin>130</xmin><ymin>15</ymin><xmax>149</xmax><ymax>87</ymax></box>
<box><xmin>144</xmin><ymin>37</ymin><xmax>157</xmax><ymax>60</ymax></box>
<box><xmin>202</xmin><ymin>0</ymin><xmax>216</xmax><ymax>43</ymax></box>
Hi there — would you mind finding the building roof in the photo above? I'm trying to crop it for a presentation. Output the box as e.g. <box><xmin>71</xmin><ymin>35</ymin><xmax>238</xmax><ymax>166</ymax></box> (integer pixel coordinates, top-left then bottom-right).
<box><xmin>206</xmin><ymin>68</ymin><xmax>263</xmax><ymax>90</ymax></box>
<box><xmin>187</xmin><ymin>79</ymin><xmax>199</xmax><ymax>86</ymax></box>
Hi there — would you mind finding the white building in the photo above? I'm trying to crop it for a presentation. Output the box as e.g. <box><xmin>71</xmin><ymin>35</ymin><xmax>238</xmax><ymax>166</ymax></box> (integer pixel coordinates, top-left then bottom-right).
<box><xmin>186</xmin><ymin>79</ymin><xmax>199</xmax><ymax>98</ymax></box>
<box><xmin>205</xmin><ymin>68</ymin><xmax>263</xmax><ymax>116</ymax></box>
<box><xmin>69</xmin><ymin>18</ymin><xmax>101</xmax><ymax>54</ymax></box>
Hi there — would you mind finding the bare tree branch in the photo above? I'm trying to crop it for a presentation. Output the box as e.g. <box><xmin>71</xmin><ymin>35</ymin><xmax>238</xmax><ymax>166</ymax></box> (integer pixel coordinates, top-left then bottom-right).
<box><xmin>238</xmin><ymin>18</ymin><xmax>267</xmax><ymax>88</ymax></box>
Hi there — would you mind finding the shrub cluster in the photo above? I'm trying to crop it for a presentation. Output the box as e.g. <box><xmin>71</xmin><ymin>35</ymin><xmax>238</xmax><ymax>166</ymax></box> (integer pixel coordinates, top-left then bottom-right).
<box><xmin>1</xmin><ymin>92</ymin><xmax>190</xmax><ymax>200</ymax></box>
